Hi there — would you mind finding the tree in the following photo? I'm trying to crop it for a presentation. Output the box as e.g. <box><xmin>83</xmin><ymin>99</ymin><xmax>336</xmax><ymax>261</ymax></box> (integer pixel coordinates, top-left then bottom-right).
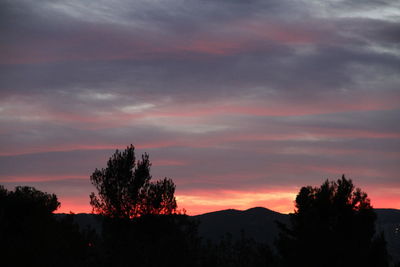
<box><xmin>89</xmin><ymin>144</ymin><xmax>177</xmax><ymax>219</ymax></box>
<box><xmin>200</xmin><ymin>232</ymin><xmax>276</xmax><ymax>267</ymax></box>
<box><xmin>0</xmin><ymin>185</ymin><xmax>60</xmax><ymax>216</ymax></box>
<box><xmin>0</xmin><ymin>186</ymin><xmax>89</xmax><ymax>267</ymax></box>
<box><xmin>89</xmin><ymin>145</ymin><xmax>200</xmax><ymax>267</ymax></box>
<box><xmin>276</xmin><ymin>175</ymin><xmax>389</xmax><ymax>267</ymax></box>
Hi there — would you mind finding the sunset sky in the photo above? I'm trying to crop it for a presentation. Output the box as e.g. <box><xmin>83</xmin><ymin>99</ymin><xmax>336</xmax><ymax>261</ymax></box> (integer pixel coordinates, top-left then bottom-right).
<box><xmin>1</xmin><ymin>0</ymin><xmax>399</xmax><ymax>215</ymax></box>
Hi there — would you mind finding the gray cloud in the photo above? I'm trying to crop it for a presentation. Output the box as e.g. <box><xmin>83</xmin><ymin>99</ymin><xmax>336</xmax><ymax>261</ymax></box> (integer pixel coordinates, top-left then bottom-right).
<box><xmin>1</xmin><ymin>0</ymin><xmax>399</xmax><ymax>212</ymax></box>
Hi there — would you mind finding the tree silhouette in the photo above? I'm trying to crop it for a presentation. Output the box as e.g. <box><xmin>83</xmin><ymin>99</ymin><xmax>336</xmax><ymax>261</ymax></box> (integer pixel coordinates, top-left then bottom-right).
<box><xmin>100</xmin><ymin>214</ymin><xmax>201</xmax><ymax>267</ymax></box>
<box><xmin>276</xmin><ymin>175</ymin><xmax>389</xmax><ymax>267</ymax></box>
<box><xmin>201</xmin><ymin>232</ymin><xmax>276</xmax><ymax>267</ymax></box>
<box><xmin>88</xmin><ymin>145</ymin><xmax>203</xmax><ymax>266</ymax></box>
<box><xmin>90</xmin><ymin>144</ymin><xmax>177</xmax><ymax>218</ymax></box>
<box><xmin>0</xmin><ymin>185</ymin><xmax>89</xmax><ymax>267</ymax></box>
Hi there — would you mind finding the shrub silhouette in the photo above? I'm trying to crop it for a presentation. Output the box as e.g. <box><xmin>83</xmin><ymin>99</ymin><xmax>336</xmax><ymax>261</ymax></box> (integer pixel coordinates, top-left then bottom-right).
<box><xmin>99</xmin><ymin>214</ymin><xmax>200</xmax><ymax>267</ymax></box>
<box><xmin>0</xmin><ymin>185</ymin><xmax>89</xmax><ymax>267</ymax></box>
<box><xmin>201</xmin><ymin>232</ymin><xmax>276</xmax><ymax>267</ymax></box>
<box><xmin>90</xmin><ymin>144</ymin><xmax>177</xmax><ymax>219</ymax></box>
<box><xmin>276</xmin><ymin>175</ymin><xmax>389</xmax><ymax>267</ymax></box>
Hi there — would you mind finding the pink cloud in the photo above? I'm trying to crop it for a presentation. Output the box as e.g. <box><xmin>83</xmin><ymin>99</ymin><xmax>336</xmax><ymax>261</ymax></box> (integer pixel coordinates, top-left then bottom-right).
<box><xmin>1</xmin><ymin>174</ymin><xmax>87</xmax><ymax>183</ymax></box>
<box><xmin>0</xmin><ymin>141</ymin><xmax>180</xmax><ymax>157</ymax></box>
<box><xmin>1</xmin><ymin>122</ymin><xmax>398</xmax><ymax>156</ymax></box>
<box><xmin>234</xmin><ymin>19</ymin><xmax>323</xmax><ymax>44</ymax></box>
<box><xmin>151</xmin><ymin>159</ymin><xmax>187</xmax><ymax>166</ymax></box>
<box><xmin>0</xmin><ymin>17</ymin><xmax>328</xmax><ymax>65</ymax></box>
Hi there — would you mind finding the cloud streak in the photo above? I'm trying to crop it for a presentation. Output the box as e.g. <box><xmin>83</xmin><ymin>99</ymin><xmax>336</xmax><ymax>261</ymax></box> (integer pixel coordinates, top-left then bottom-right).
<box><xmin>1</xmin><ymin>0</ymin><xmax>399</xmax><ymax>214</ymax></box>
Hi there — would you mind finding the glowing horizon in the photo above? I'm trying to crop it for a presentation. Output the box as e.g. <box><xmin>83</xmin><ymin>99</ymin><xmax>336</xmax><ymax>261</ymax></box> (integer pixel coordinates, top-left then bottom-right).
<box><xmin>1</xmin><ymin>0</ymin><xmax>399</xmax><ymax>215</ymax></box>
<box><xmin>54</xmin><ymin>186</ymin><xmax>400</xmax><ymax>215</ymax></box>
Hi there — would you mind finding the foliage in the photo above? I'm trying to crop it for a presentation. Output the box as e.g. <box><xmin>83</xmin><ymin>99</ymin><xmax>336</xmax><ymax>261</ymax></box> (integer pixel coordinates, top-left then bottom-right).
<box><xmin>276</xmin><ymin>175</ymin><xmax>389</xmax><ymax>267</ymax></box>
<box><xmin>1</xmin><ymin>161</ymin><xmax>393</xmax><ymax>267</ymax></box>
<box><xmin>0</xmin><ymin>185</ymin><xmax>90</xmax><ymax>267</ymax></box>
<box><xmin>201</xmin><ymin>232</ymin><xmax>276</xmax><ymax>267</ymax></box>
<box><xmin>1</xmin><ymin>185</ymin><xmax>60</xmax><ymax>214</ymax></box>
<box><xmin>100</xmin><ymin>214</ymin><xmax>200</xmax><ymax>267</ymax></box>
<box><xmin>90</xmin><ymin>144</ymin><xmax>177</xmax><ymax>219</ymax></box>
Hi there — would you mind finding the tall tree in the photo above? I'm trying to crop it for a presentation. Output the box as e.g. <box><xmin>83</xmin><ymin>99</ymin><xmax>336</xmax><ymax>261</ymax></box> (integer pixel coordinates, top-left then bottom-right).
<box><xmin>276</xmin><ymin>175</ymin><xmax>389</xmax><ymax>267</ymax></box>
<box><xmin>90</xmin><ymin>144</ymin><xmax>177</xmax><ymax>219</ymax></box>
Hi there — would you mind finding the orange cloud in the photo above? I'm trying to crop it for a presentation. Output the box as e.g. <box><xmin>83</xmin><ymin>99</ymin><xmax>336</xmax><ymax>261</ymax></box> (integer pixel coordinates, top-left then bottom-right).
<box><xmin>52</xmin><ymin>184</ymin><xmax>400</xmax><ymax>215</ymax></box>
<box><xmin>176</xmin><ymin>189</ymin><xmax>298</xmax><ymax>215</ymax></box>
<box><xmin>52</xmin><ymin>188</ymin><xmax>298</xmax><ymax>215</ymax></box>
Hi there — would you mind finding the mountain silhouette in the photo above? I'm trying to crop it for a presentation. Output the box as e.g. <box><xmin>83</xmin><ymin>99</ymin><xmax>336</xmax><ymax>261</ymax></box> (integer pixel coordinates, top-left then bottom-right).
<box><xmin>56</xmin><ymin>207</ymin><xmax>400</xmax><ymax>262</ymax></box>
<box><xmin>193</xmin><ymin>207</ymin><xmax>288</xmax><ymax>245</ymax></box>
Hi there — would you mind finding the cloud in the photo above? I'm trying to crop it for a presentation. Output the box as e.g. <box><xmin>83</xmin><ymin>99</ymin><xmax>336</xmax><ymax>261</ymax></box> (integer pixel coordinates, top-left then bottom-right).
<box><xmin>0</xmin><ymin>0</ymin><xmax>399</xmax><ymax>213</ymax></box>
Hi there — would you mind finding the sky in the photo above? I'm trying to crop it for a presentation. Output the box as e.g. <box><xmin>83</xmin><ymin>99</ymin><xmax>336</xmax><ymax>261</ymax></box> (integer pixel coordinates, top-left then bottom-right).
<box><xmin>1</xmin><ymin>0</ymin><xmax>399</xmax><ymax>215</ymax></box>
